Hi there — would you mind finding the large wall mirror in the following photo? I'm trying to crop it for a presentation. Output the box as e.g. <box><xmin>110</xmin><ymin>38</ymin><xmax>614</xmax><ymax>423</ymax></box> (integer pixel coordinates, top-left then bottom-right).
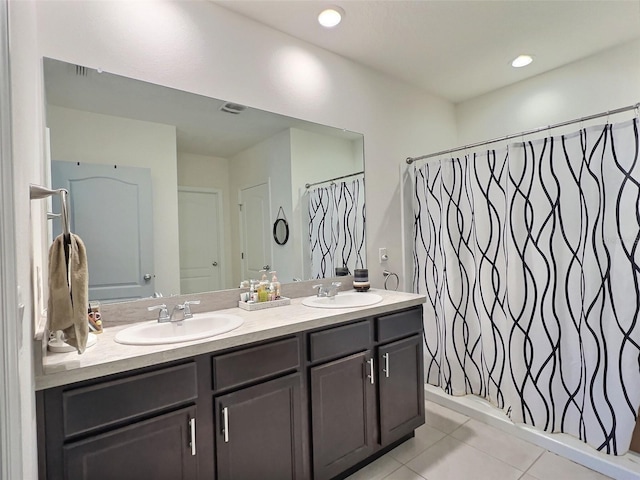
<box><xmin>43</xmin><ymin>57</ymin><xmax>366</xmax><ymax>302</ymax></box>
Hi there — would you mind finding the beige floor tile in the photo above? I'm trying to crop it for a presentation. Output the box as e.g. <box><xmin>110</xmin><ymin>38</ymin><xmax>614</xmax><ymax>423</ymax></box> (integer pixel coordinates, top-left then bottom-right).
<box><xmin>519</xmin><ymin>475</ymin><xmax>538</xmax><ymax>480</ymax></box>
<box><xmin>425</xmin><ymin>400</ymin><xmax>470</xmax><ymax>434</ymax></box>
<box><xmin>389</xmin><ymin>423</ymin><xmax>448</xmax><ymax>463</ymax></box>
<box><xmin>406</xmin><ymin>435</ymin><xmax>523</xmax><ymax>480</ymax></box>
<box><xmin>526</xmin><ymin>451</ymin><xmax>613</xmax><ymax>480</ymax></box>
<box><xmin>450</xmin><ymin>418</ymin><xmax>544</xmax><ymax>470</ymax></box>
<box><xmin>345</xmin><ymin>454</ymin><xmax>403</xmax><ymax>480</ymax></box>
<box><xmin>382</xmin><ymin>465</ymin><xmax>427</xmax><ymax>480</ymax></box>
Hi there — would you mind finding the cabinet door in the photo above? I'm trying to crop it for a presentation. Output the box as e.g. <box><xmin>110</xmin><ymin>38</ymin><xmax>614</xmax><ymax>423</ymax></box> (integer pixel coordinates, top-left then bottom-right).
<box><xmin>215</xmin><ymin>373</ymin><xmax>303</xmax><ymax>480</ymax></box>
<box><xmin>378</xmin><ymin>334</ymin><xmax>425</xmax><ymax>446</ymax></box>
<box><xmin>64</xmin><ymin>406</ymin><xmax>197</xmax><ymax>480</ymax></box>
<box><xmin>311</xmin><ymin>351</ymin><xmax>376</xmax><ymax>480</ymax></box>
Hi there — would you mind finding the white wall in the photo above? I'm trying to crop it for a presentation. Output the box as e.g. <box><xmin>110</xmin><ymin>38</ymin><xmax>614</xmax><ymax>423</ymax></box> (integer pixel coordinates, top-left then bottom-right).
<box><xmin>456</xmin><ymin>39</ymin><xmax>640</xmax><ymax>144</ymax></box>
<box><xmin>8</xmin><ymin>1</ymin><xmax>43</xmax><ymax>477</ymax></box>
<box><xmin>9</xmin><ymin>1</ymin><xmax>456</xmax><ymax>476</ymax></box>
<box><xmin>47</xmin><ymin>106</ymin><xmax>181</xmax><ymax>296</ymax></box>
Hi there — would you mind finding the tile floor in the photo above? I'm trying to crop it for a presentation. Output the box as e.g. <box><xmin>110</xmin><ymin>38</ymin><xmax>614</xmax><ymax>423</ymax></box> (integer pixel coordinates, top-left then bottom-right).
<box><xmin>346</xmin><ymin>401</ymin><xmax>613</xmax><ymax>480</ymax></box>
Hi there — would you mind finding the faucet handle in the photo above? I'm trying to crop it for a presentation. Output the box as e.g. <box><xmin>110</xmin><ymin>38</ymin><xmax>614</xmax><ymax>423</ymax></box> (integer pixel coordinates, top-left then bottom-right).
<box><xmin>331</xmin><ymin>281</ymin><xmax>342</xmax><ymax>288</ymax></box>
<box><xmin>148</xmin><ymin>304</ymin><xmax>170</xmax><ymax>322</ymax></box>
<box><xmin>182</xmin><ymin>300</ymin><xmax>200</xmax><ymax>317</ymax></box>
<box><xmin>312</xmin><ymin>284</ymin><xmax>326</xmax><ymax>297</ymax></box>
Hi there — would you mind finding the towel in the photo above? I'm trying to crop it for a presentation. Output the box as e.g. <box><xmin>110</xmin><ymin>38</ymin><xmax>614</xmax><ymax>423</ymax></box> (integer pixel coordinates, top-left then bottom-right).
<box><xmin>47</xmin><ymin>233</ymin><xmax>89</xmax><ymax>354</ymax></box>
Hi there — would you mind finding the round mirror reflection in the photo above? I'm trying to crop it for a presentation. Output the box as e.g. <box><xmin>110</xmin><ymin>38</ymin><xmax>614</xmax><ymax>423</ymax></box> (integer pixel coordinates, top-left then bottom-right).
<box><xmin>273</xmin><ymin>218</ymin><xmax>289</xmax><ymax>245</ymax></box>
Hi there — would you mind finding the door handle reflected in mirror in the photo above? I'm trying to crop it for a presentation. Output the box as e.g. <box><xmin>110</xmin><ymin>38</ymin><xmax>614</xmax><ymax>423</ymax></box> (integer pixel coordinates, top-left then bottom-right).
<box><xmin>212</xmin><ymin>262</ymin><xmax>218</xmax><ymax>267</ymax></box>
<box><xmin>143</xmin><ymin>273</ymin><xmax>152</xmax><ymax>281</ymax></box>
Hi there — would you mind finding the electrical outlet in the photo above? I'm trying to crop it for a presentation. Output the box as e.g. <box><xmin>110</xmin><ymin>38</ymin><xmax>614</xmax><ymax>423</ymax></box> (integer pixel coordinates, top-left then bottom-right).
<box><xmin>379</xmin><ymin>247</ymin><xmax>388</xmax><ymax>263</ymax></box>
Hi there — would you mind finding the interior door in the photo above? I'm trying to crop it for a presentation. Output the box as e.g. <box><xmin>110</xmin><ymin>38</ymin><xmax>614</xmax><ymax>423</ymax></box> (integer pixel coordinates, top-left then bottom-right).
<box><xmin>51</xmin><ymin>160</ymin><xmax>154</xmax><ymax>301</ymax></box>
<box><xmin>239</xmin><ymin>182</ymin><xmax>272</xmax><ymax>282</ymax></box>
<box><xmin>178</xmin><ymin>188</ymin><xmax>223</xmax><ymax>294</ymax></box>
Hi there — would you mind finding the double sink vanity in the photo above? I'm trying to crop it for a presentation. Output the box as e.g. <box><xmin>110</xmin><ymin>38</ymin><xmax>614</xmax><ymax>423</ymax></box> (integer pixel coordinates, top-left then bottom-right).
<box><xmin>35</xmin><ymin>285</ymin><xmax>426</xmax><ymax>480</ymax></box>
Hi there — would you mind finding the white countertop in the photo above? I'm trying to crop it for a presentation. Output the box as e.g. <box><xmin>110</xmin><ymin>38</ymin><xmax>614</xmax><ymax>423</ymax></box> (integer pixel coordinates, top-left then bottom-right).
<box><xmin>35</xmin><ymin>289</ymin><xmax>425</xmax><ymax>391</ymax></box>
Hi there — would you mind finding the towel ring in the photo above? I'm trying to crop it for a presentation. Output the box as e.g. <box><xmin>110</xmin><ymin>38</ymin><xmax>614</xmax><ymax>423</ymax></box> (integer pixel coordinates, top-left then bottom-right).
<box><xmin>383</xmin><ymin>270</ymin><xmax>399</xmax><ymax>291</ymax></box>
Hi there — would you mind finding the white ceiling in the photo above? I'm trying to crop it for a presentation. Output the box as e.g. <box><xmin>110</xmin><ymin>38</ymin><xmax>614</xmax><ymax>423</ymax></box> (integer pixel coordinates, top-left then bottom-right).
<box><xmin>214</xmin><ymin>0</ymin><xmax>640</xmax><ymax>103</ymax></box>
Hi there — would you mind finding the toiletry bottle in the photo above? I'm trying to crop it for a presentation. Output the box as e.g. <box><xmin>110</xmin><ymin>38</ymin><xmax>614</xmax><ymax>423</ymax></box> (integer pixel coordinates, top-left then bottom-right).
<box><xmin>270</xmin><ymin>271</ymin><xmax>281</xmax><ymax>299</ymax></box>
<box><xmin>258</xmin><ymin>280</ymin><xmax>269</xmax><ymax>302</ymax></box>
<box><xmin>249</xmin><ymin>280</ymin><xmax>258</xmax><ymax>302</ymax></box>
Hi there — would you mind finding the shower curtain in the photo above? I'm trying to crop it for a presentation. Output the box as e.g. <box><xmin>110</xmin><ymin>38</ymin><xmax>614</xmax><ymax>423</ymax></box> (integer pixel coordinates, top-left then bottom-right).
<box><xmin>308</xmin><ymin>178</ymin><xmax>365</xmax><ymax>279</ymax></box>
<box><xmin>413</xmin><ymin>119</ymin><xmax>640</xmax><ymax>454</ymax></box>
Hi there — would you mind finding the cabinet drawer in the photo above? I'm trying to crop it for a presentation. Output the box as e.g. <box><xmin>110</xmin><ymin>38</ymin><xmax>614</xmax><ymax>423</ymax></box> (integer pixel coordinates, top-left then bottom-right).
<box><xmin>376</xmin><ymin>307</ymin><xmax>423</xmax><ymax>342</ymax></box>
<box><xmin>309</xmin><ymin>320</ymin><xmax>372</xmax><ymax>363</ymax></box>
<box><xmin>212</xmin><ymin>337</ymin><xmax>300</xmax><ymax>391</ymax></box>
<box><xmin>62</xmin><ymin>362</ymin><xmax>197</xmax><ymax>439</ymax></box>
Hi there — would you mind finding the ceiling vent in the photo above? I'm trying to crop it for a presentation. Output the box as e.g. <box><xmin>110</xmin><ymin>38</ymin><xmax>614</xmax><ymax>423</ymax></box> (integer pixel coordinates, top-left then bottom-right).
<box><xmin>75</xmin><ymin>65</ymin><xmax>89</xmax><ymax>77</ymax></box>
<box><xmin>220</xmin><ymin>102</ymin><xmax>247</xmax><ymax>115</ymax></box>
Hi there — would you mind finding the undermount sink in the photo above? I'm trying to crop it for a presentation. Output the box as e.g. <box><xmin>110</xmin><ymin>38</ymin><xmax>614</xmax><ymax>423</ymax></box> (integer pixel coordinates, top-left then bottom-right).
<box><xmin>302</xmin><ymin>291</ymin><xmax>383</xmax><ymax>309</ymax></box>
<box><xmin>114</xmin><ymin>312</ymin><xmax>244</xmax><ymax>345</ymax></box>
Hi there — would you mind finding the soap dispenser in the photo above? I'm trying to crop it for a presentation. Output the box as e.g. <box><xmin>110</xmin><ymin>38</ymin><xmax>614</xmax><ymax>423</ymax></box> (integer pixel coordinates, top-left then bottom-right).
<box><xmin>270</xmin><ymin>271</ymin><xmax>281</xmax><ymax>299</ymax></box>
<box><xmin>257</xmin><ymin>270</ymin><xmax>268</xmax><ymax>302</ymax></box>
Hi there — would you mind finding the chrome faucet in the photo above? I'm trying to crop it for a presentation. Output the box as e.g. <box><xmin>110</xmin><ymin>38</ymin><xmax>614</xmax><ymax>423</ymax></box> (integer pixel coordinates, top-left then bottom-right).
<box><xmin>148</xmin><ymin>300</ymin><xmax>200</xmax><ymax>323</ymax></box>
<box><xmin>313</xmin><ymin>281</ymin><xmax>342</xmax><ymax>298</ymax></box>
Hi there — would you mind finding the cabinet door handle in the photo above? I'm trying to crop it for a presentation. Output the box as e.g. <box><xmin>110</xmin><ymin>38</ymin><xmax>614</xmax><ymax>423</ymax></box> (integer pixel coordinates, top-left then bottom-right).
<box><xmin>189</xmin><ymin>417</ymin><xmax>196</xmax><ymax>456</ymax></box>
<box><xmin>222</xmin><ymin>406</ymin><xmax>229</xmax><ymax>443</ymax></box>
<box><xmin>367</xmin><ymin>357</ymin><xmax>375</xmax><ymax>384</ymax></box>
<box><xmin>383</xmin><ymin>352</ymin><xmax>390</xmax><ymax>378</ymax></box>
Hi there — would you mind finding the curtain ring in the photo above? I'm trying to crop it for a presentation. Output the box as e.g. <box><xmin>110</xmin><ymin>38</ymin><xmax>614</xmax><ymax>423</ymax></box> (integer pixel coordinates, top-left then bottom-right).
<box><xmin>383</xmin><ymin>270</ymin><xmax>399</xmax><ymax>291</ymax></box>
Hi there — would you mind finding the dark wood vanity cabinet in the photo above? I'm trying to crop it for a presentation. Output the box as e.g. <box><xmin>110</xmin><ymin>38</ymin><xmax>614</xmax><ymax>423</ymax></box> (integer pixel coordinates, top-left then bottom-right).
<box><xmin>377</xmin><ymin>334</ymin><xmax>425</xmax><ymax>446</ymax></box>
<box><xmin>215</xmin><ymin>373</ymin><xmax>304</xmax><ymax>480</ymax></box>
<box><xmin>310</xmin><ymin>351</ymin><xmax>377</xmax><ymax>480</ymax></box>
<box><xmin>64</xmin><ymin>406</ymin><xmax>198</xmax><ymax>480</ymax></box>
<box><xmin>37</xmin><ymin>305</ymin><xmax>424</xmax><ymax>480</ymax></box>
<box><xmin>309</xmin><ymin>307</ymin><xmax>425</xmax><ymax>480</ymax></box>
<box><xmin>38</xmin><ymin>362</ymin><xmax>200</xmax><ymax>480</ymax></box>
<box><xmin>211</xmin><ymin>336</ymin><xmax>305</xmax><ymax>480</ymax></box>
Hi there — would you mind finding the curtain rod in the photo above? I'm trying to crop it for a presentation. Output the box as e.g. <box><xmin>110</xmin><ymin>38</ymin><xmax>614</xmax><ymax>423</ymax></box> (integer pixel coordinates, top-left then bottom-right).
<box><xmin>406</xmin><ymin>102</ymin><xmax>640</xmax><ymax>165</ymax></box>
<box><xmin>305</xmin><ymin>170</ymin><xmax>364</xmax><ymax>189</ymax></box>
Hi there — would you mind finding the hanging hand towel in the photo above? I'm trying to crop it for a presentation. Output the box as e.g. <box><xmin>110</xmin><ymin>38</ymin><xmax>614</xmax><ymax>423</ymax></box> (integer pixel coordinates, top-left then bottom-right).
<box><xmin>47</xmin><ymin>233</ymin><xmax>89</xmax><ymax>354</ymax></box>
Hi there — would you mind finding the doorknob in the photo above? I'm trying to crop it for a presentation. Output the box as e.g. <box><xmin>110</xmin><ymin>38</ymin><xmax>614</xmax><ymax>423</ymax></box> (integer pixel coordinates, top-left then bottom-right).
<box><xmin>143</xmin><ymin>274</ymin><xmax>153</xmax><ymax>281</ymax></box>
<box><xmin>212</xmin><ymin>261</ymin><xmax>218</xmax><ymax>267</ymax></box>
<box><xmin>263</xmin><ymin>264</ymin><xmax>270</xmax><ymax>270</ymax></box>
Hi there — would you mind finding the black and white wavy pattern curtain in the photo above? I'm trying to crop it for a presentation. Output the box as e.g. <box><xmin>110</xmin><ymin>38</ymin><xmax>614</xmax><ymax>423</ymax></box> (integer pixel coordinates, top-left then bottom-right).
<box><xmin>308</xmin><ymin>178</ymin><xmax>365</xmax><ymax>279</ymax></box>
<box><xmin>413</xmin><ymin>119</ymin><xmax>640</xmax><ymax>454</ymax></box>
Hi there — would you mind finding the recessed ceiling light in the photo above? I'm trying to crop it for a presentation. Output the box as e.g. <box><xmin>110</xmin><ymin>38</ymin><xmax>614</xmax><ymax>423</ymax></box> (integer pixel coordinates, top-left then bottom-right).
<box><xmin>318</xmin><ymin>7</ymin><xmax>344</xmax><ymax>28</ymax></box>
<box><xmin>511</xmin><ymin>55</ymin><xmax>534</xmax><ymax>68</ymax></box>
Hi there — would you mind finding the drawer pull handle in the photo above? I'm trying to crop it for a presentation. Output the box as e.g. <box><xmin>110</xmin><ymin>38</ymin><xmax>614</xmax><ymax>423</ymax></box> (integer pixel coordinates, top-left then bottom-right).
<box><xmin>222</xmin><ymin>406</ymin><xmax>230</xmax><ymax>443</ymax></box>
<box><xmin>367</xmin><ymin>358</ymin><xmax>375</xmax><ymax>384</ymax></box>
<box><xmin>189</xmin><ymin>417</ymin><xmax>196</xmax><ymax>456</ymax></box>
<box><xmin>383</xmin><ymin>352</ymin><xmax>390</xmax><ymax>378</ymax></box>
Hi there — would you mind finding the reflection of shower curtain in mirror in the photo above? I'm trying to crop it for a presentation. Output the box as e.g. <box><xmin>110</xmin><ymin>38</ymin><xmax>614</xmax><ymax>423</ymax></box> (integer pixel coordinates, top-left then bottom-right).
<box><xmin>308</xmin><ymin>178</ymin><xmax>365</xmax><ymax>279</ymax></box>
